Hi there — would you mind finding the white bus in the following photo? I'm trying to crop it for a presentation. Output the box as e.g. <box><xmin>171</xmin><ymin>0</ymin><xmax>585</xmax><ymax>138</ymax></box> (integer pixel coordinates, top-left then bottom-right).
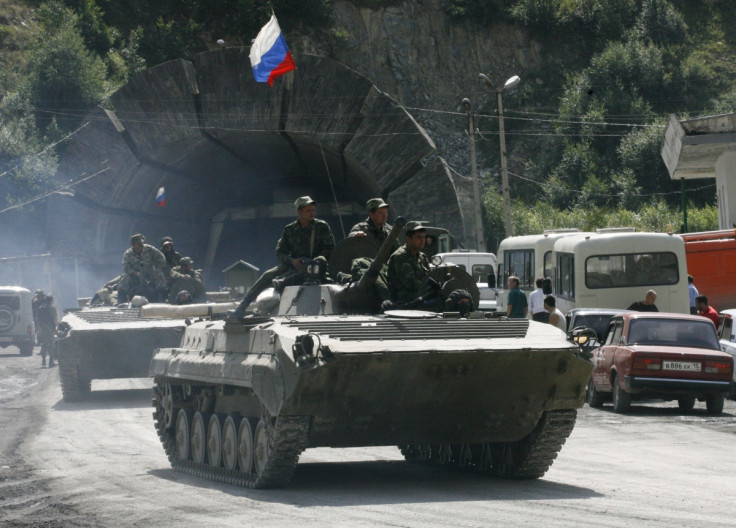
<box><xmin>495</xmin><ymin>230</ymin><xmax>583</xmax><ymax>313</ymax></box>
<box><xmin>551</xmin><ymin>231</ymin><xmax>689</xmax><ymax>313</ymax></box>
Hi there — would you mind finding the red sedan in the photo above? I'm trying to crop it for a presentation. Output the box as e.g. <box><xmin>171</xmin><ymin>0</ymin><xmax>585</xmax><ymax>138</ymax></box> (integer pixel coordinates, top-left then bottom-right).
<box><xmin>587</xmin><ymin>312</ymin><xmax>733</xmax><ymax>415</ymax></box>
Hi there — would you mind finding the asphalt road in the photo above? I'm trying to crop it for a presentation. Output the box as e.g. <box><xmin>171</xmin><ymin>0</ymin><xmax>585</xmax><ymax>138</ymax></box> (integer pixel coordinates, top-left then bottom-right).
<box><xmin>1</xmin><ymin>347</ymin><xmax>735</xmax><ymax>527</ymax></box>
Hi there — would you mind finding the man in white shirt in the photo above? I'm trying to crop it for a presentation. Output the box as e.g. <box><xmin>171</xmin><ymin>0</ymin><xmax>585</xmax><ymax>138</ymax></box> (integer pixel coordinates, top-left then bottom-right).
<box><xmin>528</xmin><ymin>278</ymin><xmax>548</xmax><ymax>323</ymax></box>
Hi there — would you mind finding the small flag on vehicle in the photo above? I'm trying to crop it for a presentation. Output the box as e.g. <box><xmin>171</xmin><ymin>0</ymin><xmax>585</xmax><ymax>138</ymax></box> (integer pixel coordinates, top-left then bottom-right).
<box><xmin>156</xmin><ymin>187</ymin><xmax>165</xmax><ymax>207</ymax></box>
<box><xmin>249</xmin><ymin>14</ymin><xmax>296</xmax><ymax>86</ymax></box>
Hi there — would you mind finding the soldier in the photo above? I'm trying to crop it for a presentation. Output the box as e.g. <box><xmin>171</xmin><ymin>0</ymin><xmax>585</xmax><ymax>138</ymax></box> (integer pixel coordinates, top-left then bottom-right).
<box><xmin>348</xmin><ymin>198</ymin><xmax>398</xmax><ymax>250</ymax></box>
<box><xmin>385</xmin><ymin>221</ymin><xmax>431</xmax><ymax>306</ymax></box>
<box><xmin>31</xmin><ymin>289</ymin><xmax>46</xmax><ymax>345</ymax></box>
<box><xmin>167</xmin><ymin>257</ymin><xmax>206</xmax><ymax>303</ymax></box>
<box><xmin>118</xmin><ymin>234</ymin><xmax>168</xmax><ymax>303</ymax></box>
<box><xmin>231</xmin><ymin>196</ymin><xmax>335</xmax><ymax>318</ymax></box>
<box><xmin>160</xmin><ymin>236</ymin><xmax>182</xmax><ymax>275</ymax></box>
<box><xmin>37</xmin><ymin>294</ymin><xmax>57</xmax><ymax>367</ymax></box>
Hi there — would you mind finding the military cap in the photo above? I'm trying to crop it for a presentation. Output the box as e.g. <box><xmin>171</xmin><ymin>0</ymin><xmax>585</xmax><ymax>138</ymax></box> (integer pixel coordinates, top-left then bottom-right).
<box><xmin>180</xmin><ymin>256</ymin><xmax>193</xmax><ymax>265</ymax></box>
<box><xmin>130</xmin><ymin>233</ymin><xmax>145</xmax><ymax>244</ymax></box>
<box><xmin>294</xmin><ymin>196</ymin><xmax>315</xmax><ymax>210</ymax></box>
<box><xmin>405</xmin><ymin>221</ymin><xmax>426</xmax><ymax>234</ymax></box>
<box><xmin>161</xmin><ymin>236</ymin><xmax>173</xmax><ymax>246</ymax></box>
<box><xmin>366</xmin><ymin>197</ymin><xmax>389</xmax><ymax>212</ymax></box>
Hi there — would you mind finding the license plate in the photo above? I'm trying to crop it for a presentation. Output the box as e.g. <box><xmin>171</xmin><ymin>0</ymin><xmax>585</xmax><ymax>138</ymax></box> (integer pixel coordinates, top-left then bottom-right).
<box><xmin>0</xmin><ymin>336</ymin><xmax>12</xmax><ymax>343</ymax></box>
<box><xmin>663</xmin><ymin>360</ymin><xmax>701</xmax><ymax>372</ymax></box>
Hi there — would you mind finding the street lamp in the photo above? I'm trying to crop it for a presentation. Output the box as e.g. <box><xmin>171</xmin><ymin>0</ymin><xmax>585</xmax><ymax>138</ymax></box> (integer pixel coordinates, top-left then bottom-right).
<box><xmin>462</xmin><ymin>97</ymin><xmax>486</xmax><ymax>252</ymax></box>
<box><xmin>479</xmin><ymin>73</ymin><xmax>520</xmax><ymax>238</ymax></box>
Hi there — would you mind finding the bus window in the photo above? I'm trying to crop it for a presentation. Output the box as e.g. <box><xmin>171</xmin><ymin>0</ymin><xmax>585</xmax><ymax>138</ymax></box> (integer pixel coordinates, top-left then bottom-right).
<box><xmin>557</xmin><ymin>253</ymin><xmax>575</xmax><ymax>299</ymax></box>
<box><xmin>585</xmin><ymin>251</ymin><xmax>679</xmax><ymax>289</ymax></box>
<box><xmin>504</xmin><ymin>250</ymin><xmax>534</xmax><ymax>289</ymax></box>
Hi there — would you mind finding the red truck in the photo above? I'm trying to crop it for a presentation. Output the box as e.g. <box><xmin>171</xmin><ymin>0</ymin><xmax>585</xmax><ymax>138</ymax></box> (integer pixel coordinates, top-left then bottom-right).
<box><xmin>680</xmin><ymin>229</ymin><xmax>736</xmax><ymax>311</ymax></box>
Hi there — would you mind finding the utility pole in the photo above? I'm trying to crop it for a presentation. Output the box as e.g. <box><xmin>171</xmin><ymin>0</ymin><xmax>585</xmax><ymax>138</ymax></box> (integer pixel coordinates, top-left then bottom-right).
<box><xmin>462</xmin><ymin>98</ymin><xmax>486</xmax><ymax>251</ymax></box>
<box><xmin>480</xmin><ymin>74</ymin><xmax>520</xmax><ymax>239</ymax></box>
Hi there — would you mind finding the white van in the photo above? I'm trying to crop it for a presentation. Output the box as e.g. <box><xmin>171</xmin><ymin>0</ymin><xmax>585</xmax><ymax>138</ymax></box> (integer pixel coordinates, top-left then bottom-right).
<box><xmin>433</xmin><ymin>251</ymin><xmax>497</xmax><ymax>310</ymax></box>
<box><xmin>0</xmin><ymin>286</ymin><xmax>35</xmax><ymax>356</ymax></box>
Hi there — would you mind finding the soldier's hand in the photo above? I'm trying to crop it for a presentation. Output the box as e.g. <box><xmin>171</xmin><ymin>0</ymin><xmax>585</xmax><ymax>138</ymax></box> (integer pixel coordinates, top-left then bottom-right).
<box><xmin>292</xmin><ymin>258</ymin><xmax>303</xmax><ymax>270</ymax></box>
<box><xmin>349</xmin><ymin>231</ymin><xmax>367</xmax><ymax>238</ymax></box>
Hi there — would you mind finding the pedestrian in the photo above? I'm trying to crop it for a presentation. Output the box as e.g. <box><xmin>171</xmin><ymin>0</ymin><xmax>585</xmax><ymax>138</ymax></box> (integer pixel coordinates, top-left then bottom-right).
<box><xmin>627</xmin><ymin>290</ymin><xmax>659</xmax><ymax>312</ymax></box>
<box><xmin>505</xmin><ymin>276</ymin><xmax>528</xmax><ymax>319</ymax></box>
<box><xmin>543</xmin><ymin>295</ymin><xmax>567</xmax><ymax>331</ymax></box>
<box><xmin>528</xmin><ymin>278</ymin><xmax>548</xmax><ymax>323</ymax></box>
<box><xmin>695</xmin><ymin>294</ymin><xmax>720</xmax><ymax>328</ymax></box>
<box><xmin>37</xmin><ymin>294</ymin><xmax>57</xmax><ymax>367</ymax></box>
<box><xmin>688</xmin><ymin>275</ymin><xmax>699</xmax><ymax>315</ymax></box>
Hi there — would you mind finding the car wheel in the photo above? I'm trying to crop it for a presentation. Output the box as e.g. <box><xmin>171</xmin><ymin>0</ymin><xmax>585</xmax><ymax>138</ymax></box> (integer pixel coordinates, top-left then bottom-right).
<box><xmin>612</xmin><ymin>380</ymin><xmax>631</xmax><ymax>413</ymax></box>
<box><xmin>587</xmin><ymin>381</ymin><xmax>605</xmax><ymax>408</ymax></box>
<box><xmin>706</xmin><ymin>394</ymin><xmax>725</xmax><ymax>415</ymax></box>
<box><xmin>677</xmin><ymin>397</ymin><xmax>695</xmax><ymax>412</ymax></box>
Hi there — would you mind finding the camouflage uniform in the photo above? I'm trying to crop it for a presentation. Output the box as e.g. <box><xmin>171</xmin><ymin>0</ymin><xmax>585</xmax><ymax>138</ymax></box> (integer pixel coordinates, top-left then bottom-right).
<box><xmin>386</xmin><ymin>243</ymin><xmax>431</xmax><ymax>304</ymax></box>
<box><xmin>167</xmin><ymin>265</ymin><xmax>206</xmax><ymax>303</ymax></box>
<box><xmin>37</xmin><ymin>299</ymin><xmax>57</xmax><ymax>366</ymax></box>
<box><xmin>119</xmin><ymin>244</ymin><xmax>168</xmax><ymax>300</ymax></box>
<box><xmin>242</xmin><ymin>218</ymin><xmax>335</xmax><ymax>304</ymax></box>
<box><xmin>350</xmin><ymin>218</ymin><xmax>398</xmax><ymax>250</ymax></box>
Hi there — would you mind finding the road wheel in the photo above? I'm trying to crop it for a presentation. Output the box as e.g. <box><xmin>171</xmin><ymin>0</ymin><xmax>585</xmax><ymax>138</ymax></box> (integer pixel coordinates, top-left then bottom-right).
<box><xmin>253</xmin><ymin>419</ymin><xmax>271</xmax><ymax>477</ymax></box>
<box><xmin>677</xmin><ymin>397</ymin><xmax>695</xmax><ymax>412</ymax></box>
<box><xmin>175</xmin><ymin>409</ymin><xmax>193</xmax><ymax>461</ymax></box>
<box><xmin>237</xmin><ymin>417</ymin><xmax>255</xmax><ymax>474</ymax></box>
<box><xmin>221</xmin><ymin>415</ymin><xmax>241</xmax><ymax>471</ymax></box>
<box><xmin>587</xmin><ymin>381</ymin><xmax>605</xmax><ymax>408</ymax></box>
<box><xmin>19</xmin><ymin>341</ymin><xmax>34</xmax><ymax>356</ymax></box>
<box><xmin>706</xmin><ymin>394</ymin><xmax>725</xmax><ymax>415</ymax></box>
<box><xmin>612</xmin><ymin>380</ymin><xmax>631</xmax><ymax>413</ymax></box>
<box><xmin>191</xmin><ymin>411</ymin><xmax>211</xmax><ymax>465</ymax></box>
<box><xmin>206</xmin><ymin>414</ymin><xmax>225</xmax><ymax>468</ymax></box>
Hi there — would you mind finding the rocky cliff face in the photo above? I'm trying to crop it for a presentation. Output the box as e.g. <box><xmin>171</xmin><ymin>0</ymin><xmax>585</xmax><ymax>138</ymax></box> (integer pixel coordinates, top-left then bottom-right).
<box><xmin>294</xmin><ymin>0</ymin><xmax>550</xmax><ymax>179</ymax></box>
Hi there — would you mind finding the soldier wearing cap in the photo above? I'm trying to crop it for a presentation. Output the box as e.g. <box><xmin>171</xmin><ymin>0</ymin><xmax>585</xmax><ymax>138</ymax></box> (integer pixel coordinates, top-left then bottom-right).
<box><xmin>386</xmin><ymin>221</ymin><xmax>431</xmax><ymax>305</ymax></box>
<box><xmin>231</xmin><ymin>196</ymin><xmax>335</xmax><ymax>317</ymax></box>
<box><xmin>119</xmin><ymin>234</ymin><xmax>168</xmax><ymax>303</ymax></box>
<box><xmin>160</xmin><ymin>236</ymin><xmax>182</xmax><ymax>274</ymax></box>
<box><xmin>349</xmin><ymin>198</ymin><xmax>398</xmax><ymax>250</ymax></box>
<box><xmin>167</xmin><ymin>256</ymin><xmax>205</xmax><ymax>303</ymax></box>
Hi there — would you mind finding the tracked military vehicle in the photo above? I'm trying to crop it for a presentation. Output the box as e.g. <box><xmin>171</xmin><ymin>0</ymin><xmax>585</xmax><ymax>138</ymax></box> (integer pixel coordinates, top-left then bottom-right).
<box><xmin>150</xmin><ymin>219</ymin><xmax>594</xmax><ymax>488</ymax></box>
<box><xmin>56</xmin><ymin>301</ymin><xmax>236</xmax><ymax>401</ymax></box>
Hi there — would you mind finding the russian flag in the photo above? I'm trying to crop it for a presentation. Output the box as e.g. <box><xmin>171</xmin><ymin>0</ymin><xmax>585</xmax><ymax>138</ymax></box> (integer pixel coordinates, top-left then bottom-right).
<box><xmin>249</xmin><ymin>15</ymin><xmax>296</xmax><ymax>86</ymax></box>
<box><xmin>156</xmin><ymin>186</ymin><xmax>165</xmax><ymax>207</ymax></box>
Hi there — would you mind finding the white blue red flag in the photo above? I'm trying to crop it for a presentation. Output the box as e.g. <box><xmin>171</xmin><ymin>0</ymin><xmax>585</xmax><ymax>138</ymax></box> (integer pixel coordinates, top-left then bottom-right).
<box><xmin>156</xmin><ymin>186</ymin><xmax>165</xmax><ymax>207</ymax></box>
<box><xmin>249</xmin><ymin>15</ymin><xmax>296</xmax><ymax>86</ymax></box>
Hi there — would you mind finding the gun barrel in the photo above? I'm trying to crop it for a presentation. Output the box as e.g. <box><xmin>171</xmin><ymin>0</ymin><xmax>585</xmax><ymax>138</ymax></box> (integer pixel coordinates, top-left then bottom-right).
<box><xmin>356</xmin><ymin>217</ymin><xmax>406</xmax><ymax>290</ymax></box>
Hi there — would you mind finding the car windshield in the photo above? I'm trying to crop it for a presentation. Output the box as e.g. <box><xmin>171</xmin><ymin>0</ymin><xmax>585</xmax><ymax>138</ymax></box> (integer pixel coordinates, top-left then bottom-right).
<box><xmin>626</xmin><ymin>319</ymin><xmax>720</xmax><ymax>349</ymax></box>
<box><xmin>572</xmin><ymin>314</ymin><xmax>617</xmax><ymax>340</ymax></box>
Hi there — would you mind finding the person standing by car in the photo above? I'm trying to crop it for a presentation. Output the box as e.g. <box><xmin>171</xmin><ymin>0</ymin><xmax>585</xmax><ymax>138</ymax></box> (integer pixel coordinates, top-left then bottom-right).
<box><xmin>505</xmin><ymin>276</ymin><xmax>528</xmax><ymax>319</ymax></box>
<box><xmin>695</xmin><ymin>294</ymin><xmax>720</xmax><ymax>329</ymax></box>
<box><xmin>37</xmin><ymin>294</ymin><xmax>57</xmax><ymax>367</ymax></box>
<box><xmin>688</xmin><ymin>275</ymin><xmax>699</xmax><ymax>315</ymax></box>
<box><xmin>627</xmin><ymin>290</ymin><xmax>659</xmax><ymax>312</ymax></box>
<box><xmin>528</xmin><ymin>278</ymin><xmax>548</xmax><ymax>323</ymax></box>
<box><xmin>543</xmin><ymin>295</ymin><xmax>567</xmax><ymax>331</ymax></box>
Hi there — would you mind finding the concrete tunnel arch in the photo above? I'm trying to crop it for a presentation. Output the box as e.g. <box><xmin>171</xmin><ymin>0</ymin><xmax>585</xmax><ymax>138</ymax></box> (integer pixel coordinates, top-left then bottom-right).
<box><xmin>46</xmin><ymin>49</ymin><xmax>480</xmax><ymax>292</ymax></box>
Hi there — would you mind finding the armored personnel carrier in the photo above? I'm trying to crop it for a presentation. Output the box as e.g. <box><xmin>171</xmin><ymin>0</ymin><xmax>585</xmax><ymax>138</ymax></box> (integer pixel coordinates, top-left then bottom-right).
<box><xmin>149</xmin><ymin>220</ymin><xmax>594</xmax><ymax>488</ymax></box>
<box><xmin>56</xmin><ymin>301</ymin><xmax>235</xmax><ymax>401</ymax></box>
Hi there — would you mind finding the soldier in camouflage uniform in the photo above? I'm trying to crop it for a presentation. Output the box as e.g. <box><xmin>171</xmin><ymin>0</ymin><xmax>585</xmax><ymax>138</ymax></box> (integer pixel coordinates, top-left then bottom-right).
<box><xmin>348</xmin><ymin>198</ymin><xmax>398</xmax><ymax>250</ymax></box>
<box><xmin>160</xmin><ymin>236</ymin><xmax>182</xmax><ymax>276</ymax></box>
<box><xmin>37</xmin><ymin>294</ymin><xmax>57</xmax><ymax>367</ymax></box>
<box><xmin>118</xmin><ymin>234</ymin><xmax>168</xmax><ymax>303</ymax></box>
<box><xmin>231</xmin><ymin>196</ymin><xmax>335</xmax><ymax>317</ymax></box>
<box><xmin>167</xmin><ymin>257</ymin><xmax>206</xmax><ymax>303</ymax></box>
<box><xmin>386</xmin><ymin>221</ymin><xmax>431</xmax><ymax>305</ymax></box>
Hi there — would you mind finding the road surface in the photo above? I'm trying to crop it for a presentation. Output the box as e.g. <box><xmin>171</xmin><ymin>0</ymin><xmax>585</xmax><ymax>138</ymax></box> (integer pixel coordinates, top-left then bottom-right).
<box><xmin>1</xmin><ymin>348</ymin><xmax>735</xmax><ymax>527</ymax></box>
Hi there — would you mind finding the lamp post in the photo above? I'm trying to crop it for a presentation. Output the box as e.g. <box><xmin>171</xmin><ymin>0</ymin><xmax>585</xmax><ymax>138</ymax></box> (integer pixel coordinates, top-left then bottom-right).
<box><xmin>479</xmin><ymin>73</ymin><xmax>520</xmax><ymax>238</ymax></box>
<box><xmin>462</xmin><ymin>98</ymin><xmax>486</xmax><ymax>251</ymax></box>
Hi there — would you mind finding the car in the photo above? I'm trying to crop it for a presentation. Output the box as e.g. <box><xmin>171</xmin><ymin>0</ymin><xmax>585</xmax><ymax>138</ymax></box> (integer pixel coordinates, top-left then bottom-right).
<box><xmin>587</xmin><ymin>312</ymin><xmax>733</xmax><ymax>415</ymax></box>
<box><xmin>718</xmin><ymin>308</ymin><xmax>736</xmax><ymax>399</ymax></box>
<box><xmin>566</xmin><ymin>308</ymin><xmax>630</xmax><ymax>347</ymax></box>
<box><xmin>0</xmin><ymin>286</ymin><xmax>35</xmax><ymax>356</ymax></box>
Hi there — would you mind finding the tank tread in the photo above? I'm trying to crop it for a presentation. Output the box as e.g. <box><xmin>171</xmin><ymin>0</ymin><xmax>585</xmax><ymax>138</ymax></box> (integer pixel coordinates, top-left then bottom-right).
<box><xmin>59</xmin><ymin>358</ymin><xmax>91</xmax><ymax>402</ymax></box>
<box><xmin>152</xmin><ymin>377</ymin><xmax>309</xmax><ymax>489</ymax></box>
<box><xmin>399</xmin><ymin>409</ymin><xmax>577</xmax><ymax>480</ymax></box>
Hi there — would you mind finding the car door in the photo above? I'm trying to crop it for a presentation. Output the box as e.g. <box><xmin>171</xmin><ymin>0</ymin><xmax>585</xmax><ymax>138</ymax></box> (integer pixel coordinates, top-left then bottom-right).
<box><xmin>593</xmin><ymin>318</ymin><xmax>623</xmax><ymax>391</ymax></box>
